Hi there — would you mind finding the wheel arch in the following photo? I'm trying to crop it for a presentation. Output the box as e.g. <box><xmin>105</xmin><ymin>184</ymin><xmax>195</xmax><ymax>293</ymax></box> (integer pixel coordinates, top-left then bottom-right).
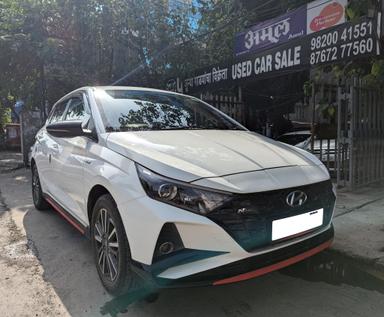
<box><xmin>87</xmin><ymin>184</ymin><xmax>112</xmax><ymax>223</ymax></box>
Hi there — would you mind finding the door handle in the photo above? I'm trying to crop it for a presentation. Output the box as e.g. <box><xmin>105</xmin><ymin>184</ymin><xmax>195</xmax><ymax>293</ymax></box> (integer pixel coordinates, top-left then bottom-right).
<box><xmin>51</xmin><ymin>144</ymin><xmax>59</xmax><ymax>156</ymax></box>
<box><xmin>73</xmin><ymin>155</ymin><xmax>93</xmax><ymax>165</ymax></box>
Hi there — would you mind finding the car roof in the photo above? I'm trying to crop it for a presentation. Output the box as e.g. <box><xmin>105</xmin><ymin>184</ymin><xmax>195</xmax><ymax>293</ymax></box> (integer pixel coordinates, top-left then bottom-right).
<box><xmin>53</xmin><ymin>86</ymin><xmax>191</xmax><ymax>107</ymax></box>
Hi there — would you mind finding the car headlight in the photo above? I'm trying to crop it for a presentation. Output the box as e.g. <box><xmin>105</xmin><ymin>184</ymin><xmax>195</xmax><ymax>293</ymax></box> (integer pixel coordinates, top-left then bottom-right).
<box><xmin>136</xmin><ymin>164</ymin><xmax>232</xmax><ymax>215</ymax></box>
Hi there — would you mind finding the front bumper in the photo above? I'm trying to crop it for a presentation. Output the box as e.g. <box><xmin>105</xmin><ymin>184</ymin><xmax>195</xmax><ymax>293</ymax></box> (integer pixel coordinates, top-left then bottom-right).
<box><xmin>135</xmin><ymin>225</ymin><xmax>334</xmax><ymax>288</ymax></box>
<box><xmin>119</xmin><ymin>177</ymin><xmax>335</xmax><ymax>288</ymax></box>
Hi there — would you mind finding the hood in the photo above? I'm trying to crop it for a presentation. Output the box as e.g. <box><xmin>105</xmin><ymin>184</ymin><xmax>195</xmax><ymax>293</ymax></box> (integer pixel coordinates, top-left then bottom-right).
<box><xmin>106</xmin><ymin>130</ymin><xmax>324</xmax><ymax>182</ymax></box>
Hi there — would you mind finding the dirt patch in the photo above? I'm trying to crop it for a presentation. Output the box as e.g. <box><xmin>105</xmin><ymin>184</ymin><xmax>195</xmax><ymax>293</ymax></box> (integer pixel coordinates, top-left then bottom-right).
<box><xmin>0</xmin><ymin>208</ymin><xmax>35</xmax><ymax>269</ymax></box>
<box><xmin>0</xmin><ymin>190</ymin><xmax>69</xmax><ymax>316</ymax></box>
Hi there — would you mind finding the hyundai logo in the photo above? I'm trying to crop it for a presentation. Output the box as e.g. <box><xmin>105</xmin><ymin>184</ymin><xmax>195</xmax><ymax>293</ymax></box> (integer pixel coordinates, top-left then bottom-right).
<box><xmin>237</xmin><ymin>208</ymin><xmax>248</xmax><ymax>215</ymax></box>
<box><xmin>286</xmin><ymin>191</ymin><xmax>307</xmax><ymax>207</ymax></box>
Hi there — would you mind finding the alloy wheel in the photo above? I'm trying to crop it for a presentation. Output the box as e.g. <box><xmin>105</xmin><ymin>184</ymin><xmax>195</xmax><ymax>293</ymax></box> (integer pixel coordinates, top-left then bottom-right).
<box><xmin>94</xmin><ymin>208</ymin><xmax>120</xmax><ymax>282</ymax></box>
<box><xmin>32</xmin><ymin>166</ymin><xmax>41</xmax><ymax>204</ymax></box>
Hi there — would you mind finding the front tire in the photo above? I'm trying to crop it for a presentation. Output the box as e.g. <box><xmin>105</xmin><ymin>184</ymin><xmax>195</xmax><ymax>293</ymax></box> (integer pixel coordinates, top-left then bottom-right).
<box><xmin>91</xmin><ymin>194</ymin><xmax>139</xmax><ymax>295</ymax></box>
<box><xmin>32</xmin><ymin>164</ymin><xmax>50</xmax><ymax>210</ymax></box>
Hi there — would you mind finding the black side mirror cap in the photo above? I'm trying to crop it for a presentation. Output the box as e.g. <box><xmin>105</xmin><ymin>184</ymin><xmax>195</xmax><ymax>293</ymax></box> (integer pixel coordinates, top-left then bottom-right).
<box><xmin>46</xmin><ymin>121</ymin><xmax>95</xmax><ymax>139</ymax></box>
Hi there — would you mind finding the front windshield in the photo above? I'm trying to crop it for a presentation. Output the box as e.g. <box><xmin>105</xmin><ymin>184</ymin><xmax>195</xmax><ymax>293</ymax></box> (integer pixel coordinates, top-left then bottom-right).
<box><xmin>95</xmin><ymin>89</ymin><xmax>244</xmax><ymax>132</ymax></box>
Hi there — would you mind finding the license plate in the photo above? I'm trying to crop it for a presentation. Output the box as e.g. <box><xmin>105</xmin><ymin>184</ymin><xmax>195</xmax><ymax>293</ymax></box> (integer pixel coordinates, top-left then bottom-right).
<box><xmin>272</xmin><ymin>209</ymin><xmax>324</xmax><ymax>241</ymax></box>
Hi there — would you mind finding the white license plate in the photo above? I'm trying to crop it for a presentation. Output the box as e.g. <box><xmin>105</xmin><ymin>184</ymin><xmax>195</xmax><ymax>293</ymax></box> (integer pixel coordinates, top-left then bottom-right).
<box><xmin>272</xmin><ymin>209</ymin><xmax>324</xmax><ymax>241</ymax></box>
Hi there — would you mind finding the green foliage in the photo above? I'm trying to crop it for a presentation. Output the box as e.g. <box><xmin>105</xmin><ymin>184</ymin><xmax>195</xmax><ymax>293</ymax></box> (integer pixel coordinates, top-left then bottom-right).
<box><xmin>362</xmin><ymin>60</ymin><xmax>384</xmax><ymax>87</ymax></box>
<box><xmin>303</xmin><ymin>81</ymin><xmax>313</xmax><ymax>97</ymax></box>
<box><xmin>0</xmin><ymin>0</ymin><xmax>198</xmax><ymax>108</ymax></box>
<box><xmin>0</xmin><ymin>103</ymin><xmax>11</xmax><ymax>132</ymax></box>
<box><xmin>346</xmin><ymin>0</ymin><xmax>376</xmax><ymax>21</ymax></box>
<box><xmin>371</xmin><ymin>60</ymin><xmax>384</xmax><ymax>78</ymax></box>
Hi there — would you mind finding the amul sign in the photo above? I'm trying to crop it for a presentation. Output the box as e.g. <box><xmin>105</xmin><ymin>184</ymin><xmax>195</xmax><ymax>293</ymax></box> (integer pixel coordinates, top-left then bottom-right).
<box><xmin>235</xmin><ymin>6</ymin><xmax>307</xmax><ymax>57</ymax></box>
<box><xmin>235</xmin><ymin>0</ymin><xmax>348</xmax><ymax>57</ymax></box>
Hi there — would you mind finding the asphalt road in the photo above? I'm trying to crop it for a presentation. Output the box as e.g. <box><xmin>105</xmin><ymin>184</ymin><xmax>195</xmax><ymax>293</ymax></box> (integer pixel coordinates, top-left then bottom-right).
<box><xmin>1</xmin><ymin>168</ymin><xmax>384</xmax><ymax>317</ymax></box>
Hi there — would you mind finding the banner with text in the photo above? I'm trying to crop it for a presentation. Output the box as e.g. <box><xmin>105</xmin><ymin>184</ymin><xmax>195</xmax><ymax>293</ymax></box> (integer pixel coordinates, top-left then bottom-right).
<box><xmin>167</xmin><ymin>18</ymin><xmax>380</xmax><ymax>94</ymax></box>
<box><xmin>307</xmin><ymin>0</ymin><xmax>348</xmax><ymax>34</ymax></box>
<box><xmin>234</xmin><ymin>0</ymin><xmax>348</xmax><ymax>57</ymax></box>
<box><xmin>234</xmin><ymin>6</ymin><xmax>307</xmax><ymax>57</ymax></box>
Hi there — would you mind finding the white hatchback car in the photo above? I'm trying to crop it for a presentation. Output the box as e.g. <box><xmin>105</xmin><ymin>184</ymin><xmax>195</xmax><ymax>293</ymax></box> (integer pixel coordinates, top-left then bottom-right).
<box><xmin>31</xmin><ymin>87</ymin><xmax>335</xmax><ymax>295</ymax></box>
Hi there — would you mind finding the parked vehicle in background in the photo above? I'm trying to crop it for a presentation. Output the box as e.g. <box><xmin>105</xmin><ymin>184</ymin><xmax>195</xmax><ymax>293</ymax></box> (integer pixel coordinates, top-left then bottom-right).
<box><xmin>31</xmin><ymin>87</ymin><xmax>335</xmax><ymax>295</ymax></box>
<box><xmin>277</xmin><ymin>131</ymin><xmax>336</xmax><ymax>174</ymax></box>
<box><xmin>306</xmin><ymin>139</ymin><xmax>337</xmax><ymax>174</ymax></box>
<box><xmin>4</xmin><ymin>123</ymin><xmax>21</xmax><ymax>150</ymax></box>
<box><xmin>276</xmin><ymin>131</ymin><xmax>312</xmax><ymax>149</ymax></box>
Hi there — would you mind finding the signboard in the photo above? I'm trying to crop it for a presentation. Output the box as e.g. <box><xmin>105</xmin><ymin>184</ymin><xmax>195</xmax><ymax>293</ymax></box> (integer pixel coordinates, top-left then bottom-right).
<box><xmin>168</xmin><ymin>18</ymin><xmax>380</xmax><ymax>94</ymax></box>
<box><xmin>307</xmin><ymin>0</ymin><xmax>348</xmax><ymax>34</ymax></box>
<box><xmin>308</xmin><ymin>19</ymin><xmax>377</xmax><ymax>65</ymax></box>
<box><xmin>234</xmin><ymin>6</ymin><xmax>306</xmax><ymax>57</ymax></box>
<box><xmin>235</xmin><ymin>0</ymin><xmax>348</xmax><ymax>57</ymax></box>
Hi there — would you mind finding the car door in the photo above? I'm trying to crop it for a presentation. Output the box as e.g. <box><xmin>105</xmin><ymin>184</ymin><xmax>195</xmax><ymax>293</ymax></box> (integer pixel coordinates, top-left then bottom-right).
<box><xmin>47</xmin><ymin>93</ymin><xmax>91</xmax><ymax>224</ymax></box>
<box><xmin>38</xmin><ymin>100</ymin><xmax>69</xmax><ymax>197</ymax></box>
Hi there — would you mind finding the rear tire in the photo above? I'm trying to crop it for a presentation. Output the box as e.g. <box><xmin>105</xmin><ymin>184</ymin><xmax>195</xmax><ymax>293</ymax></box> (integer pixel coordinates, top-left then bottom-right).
<box><xmin>32</xmin><ymin>164</ymin><xmax>50</xmax><ymax>211</ymax></box>
<box><xmin>91</xmin><ymin>194</ymin><xmax>140</xmax><ymax>295</ymax></box>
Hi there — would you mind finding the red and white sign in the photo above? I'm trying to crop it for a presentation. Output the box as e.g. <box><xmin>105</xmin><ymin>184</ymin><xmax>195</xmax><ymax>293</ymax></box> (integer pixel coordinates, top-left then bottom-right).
<box><xmin>307</xmin><ymin>0</ymin><xmax>348</xmax><ymax>34</ymax></box>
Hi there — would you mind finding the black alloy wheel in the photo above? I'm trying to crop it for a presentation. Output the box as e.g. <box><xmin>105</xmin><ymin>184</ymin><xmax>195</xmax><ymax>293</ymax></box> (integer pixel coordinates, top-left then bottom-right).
<box><xmin>91</xmin><ymin>194</ymin><xmax>141</xmax><ymax>295</ymax></box>
<box><xmin>31</xmin><ymin>164</ymin><xmax>50</xmax><ymax>210</ymax></box>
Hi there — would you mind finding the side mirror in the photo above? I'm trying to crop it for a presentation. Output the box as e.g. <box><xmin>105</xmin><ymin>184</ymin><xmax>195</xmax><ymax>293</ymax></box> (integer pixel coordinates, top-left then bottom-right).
<box><xmin>46</xmin><ymin>121</ymin><xmax>94</xmax><ymax>139</ymax></box>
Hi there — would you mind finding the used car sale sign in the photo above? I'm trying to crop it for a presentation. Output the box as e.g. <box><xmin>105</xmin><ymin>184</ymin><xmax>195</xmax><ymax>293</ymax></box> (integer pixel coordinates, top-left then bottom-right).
<box><xmin>235</xmin><ymin>0</ymin><xmax>348</xmax><ymax>57</ymax></box>
<box><xmin>166</xmin><ymin>0</ymin><xmax>379</xmax><ymax>94</ymax></box>
<box><xmin>168</xmin><ymin>18</ymin><xmax>380</xmax><ymax>94</ymax></box>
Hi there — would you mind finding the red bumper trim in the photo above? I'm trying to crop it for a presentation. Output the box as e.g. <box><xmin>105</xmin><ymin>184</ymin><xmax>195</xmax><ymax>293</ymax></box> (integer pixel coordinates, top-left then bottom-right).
<box><xmin>213</xmin><ymin>239</ymin><xmax>333</xmax><ymax>286</ymax></box>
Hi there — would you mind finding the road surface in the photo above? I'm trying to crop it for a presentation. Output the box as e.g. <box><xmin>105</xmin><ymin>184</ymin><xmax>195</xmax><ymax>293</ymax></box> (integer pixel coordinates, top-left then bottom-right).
<box><xmin>1</xmin><ymin>168</ymin><xmax>384</xmax><ymax>317</ymax></box>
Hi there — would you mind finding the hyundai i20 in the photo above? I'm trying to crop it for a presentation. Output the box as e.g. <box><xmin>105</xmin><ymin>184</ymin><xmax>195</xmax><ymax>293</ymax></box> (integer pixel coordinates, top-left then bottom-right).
<box><xmin>31</xmin><ymin>87</ymin><xmax>335</xmax><ymax>295</ymax></box>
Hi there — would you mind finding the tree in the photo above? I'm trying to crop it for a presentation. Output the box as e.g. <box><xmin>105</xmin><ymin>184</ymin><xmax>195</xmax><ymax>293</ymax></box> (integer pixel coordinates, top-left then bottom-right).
<box><xmin>0</xmin><ymin>0</ymin><xmax>198</xmax><ymax>111</ymax></box>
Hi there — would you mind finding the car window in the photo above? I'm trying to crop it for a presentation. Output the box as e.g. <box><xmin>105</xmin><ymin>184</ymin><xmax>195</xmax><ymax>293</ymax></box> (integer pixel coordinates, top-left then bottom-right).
<box><xmin>49</xmin><ymin>101</ymin><xmax>68</xmax><ymax>123</ymax></box>
<box><xmin>64</xmin><ymin>97</ymin><xmax>86</xmax><ymax>121</ymax></box>
<box><xmin>94</xmin><ymin>89</ymin><xmax>244</xmax><ymax>132</ymax></box>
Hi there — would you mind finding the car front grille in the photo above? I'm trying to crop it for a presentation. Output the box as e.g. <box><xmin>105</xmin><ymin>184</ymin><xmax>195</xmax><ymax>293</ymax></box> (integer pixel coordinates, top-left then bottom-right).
<box><xmin>208</xmin><ymin>180</ymin><xmax>335</xmax><ymax>252</ymax></box>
